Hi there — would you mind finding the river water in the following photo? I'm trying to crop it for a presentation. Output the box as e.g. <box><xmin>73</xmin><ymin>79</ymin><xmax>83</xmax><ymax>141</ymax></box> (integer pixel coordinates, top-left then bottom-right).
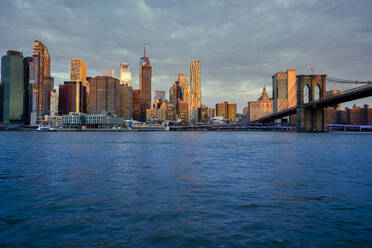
<box><xmin>0</xmin><ymin>131</ymin><xmax>371</xmax><ymax>247</ymax></box>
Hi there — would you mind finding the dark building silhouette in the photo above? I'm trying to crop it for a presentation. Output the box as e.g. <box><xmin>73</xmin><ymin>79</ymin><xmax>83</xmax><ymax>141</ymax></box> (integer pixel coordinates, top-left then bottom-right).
<box><xmin>132</xmin><ymin>89</ymin><xmax>141</xmax><ymax>121</ymax></box>
<box><xmin>88</xmin><ymin>76</ymin><xmax>120</xmax><ymax>115</ymax></box>
<box><xmin>1</xmin><ymin>50</ymin><xmax>30</xmax><ymax>124</ymax></box>
<box><xmin>58</xmin><ymin>81</ymin><xmax>87</xmax><ymax>115</ymax></box>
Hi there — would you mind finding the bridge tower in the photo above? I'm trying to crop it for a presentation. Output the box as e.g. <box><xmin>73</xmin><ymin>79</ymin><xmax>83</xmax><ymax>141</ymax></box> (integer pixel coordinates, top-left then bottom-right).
<box><xmin>296</xmin><ymin>75</ymin><xmax>328</xmax><ymax>132</ymax></box>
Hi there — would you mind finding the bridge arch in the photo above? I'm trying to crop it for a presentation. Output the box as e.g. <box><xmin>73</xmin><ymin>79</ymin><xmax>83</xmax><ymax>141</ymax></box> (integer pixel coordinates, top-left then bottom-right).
<box><xmin>296</xmin><ymin>75</ymin><xmax>327</xmax><ymax>131</ymax></box>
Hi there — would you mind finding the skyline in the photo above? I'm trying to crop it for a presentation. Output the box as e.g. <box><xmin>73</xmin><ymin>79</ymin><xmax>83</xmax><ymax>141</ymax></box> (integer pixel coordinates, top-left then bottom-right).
<box><xmin>1</xmin><ymin>0</ymin><xmax>372</xmax><ymax>111</ymax></box>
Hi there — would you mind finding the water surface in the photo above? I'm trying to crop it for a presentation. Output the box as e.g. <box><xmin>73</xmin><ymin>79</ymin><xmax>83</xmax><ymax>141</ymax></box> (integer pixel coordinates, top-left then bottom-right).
<box><xmin>0</xmin><ymin>131</ymin><xmax>371</xmax><ymax>247</ymax></box>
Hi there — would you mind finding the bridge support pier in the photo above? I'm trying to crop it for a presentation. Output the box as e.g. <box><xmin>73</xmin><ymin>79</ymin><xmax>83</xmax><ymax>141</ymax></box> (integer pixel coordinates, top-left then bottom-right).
<box><xmin>296</xmin><ymin>75</ymin><xmax>328</xmax><ymax>132</ymax></box>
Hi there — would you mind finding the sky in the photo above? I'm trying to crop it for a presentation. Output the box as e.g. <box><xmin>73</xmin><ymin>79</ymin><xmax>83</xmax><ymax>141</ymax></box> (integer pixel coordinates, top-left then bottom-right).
<box><xmin>1</xmin><ymin>0</ymin><xmax>372</xmax><ymax>112</ymax></box>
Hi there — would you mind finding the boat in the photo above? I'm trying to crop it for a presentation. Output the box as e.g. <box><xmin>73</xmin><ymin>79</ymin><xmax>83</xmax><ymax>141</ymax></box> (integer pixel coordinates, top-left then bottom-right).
<box><xmin>36</xmin><ymin>126</ymin><xmax>56</xmax><ymax>132</ymax></box>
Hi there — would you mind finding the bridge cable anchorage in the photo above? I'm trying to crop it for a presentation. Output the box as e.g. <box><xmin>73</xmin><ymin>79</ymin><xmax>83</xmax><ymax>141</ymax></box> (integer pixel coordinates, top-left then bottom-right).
<box><xmin>327</xmin><ymin>77</ymin><xmax>372</xmax><ymax>84</ymax></box>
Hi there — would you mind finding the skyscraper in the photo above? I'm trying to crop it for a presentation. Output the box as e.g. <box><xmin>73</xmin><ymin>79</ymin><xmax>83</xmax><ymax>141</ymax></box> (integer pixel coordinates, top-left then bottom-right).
<box><xmin>120</xmin><ymin>84</ymin><xmax>132</xmax><ymax>119</ymax></box>
<box><xmin>120</xmin><ymin>63</ymin><xmax>131</xmax><ymax>86</ymax></box>
<box><xmin>58</xmin><ymin>81</ymin><xmax>87</xmax><ymax>115</ymax></box>
<box><xmin>1</xmin><ymin>50</ymin><xmax>28</xmax><ymax>124</ymax></box>
<box><xmin>70</xmin><ymin>59</ymin><xmax>87</xmax><ymax>87</ymax></box>
<box><xmin>272</xmin><ymin>69</ymin><xmax>296</xmax><ymax>123</ymax></box>
<box><xmin>139</xmin><ymin>44</ymin><xmax>152</xmax><ymax>121</ymax></box>
<box><xmin>88</xmin><ymin>76</ymin><xmax>120</xmax><ymax>115</ymax></box>
<box><xmin>31</xmin><ymin>40</ymin><xmax>51</xmax><ymax>124</ymax></box>
<box><xmin>190</xmin><ymin>60</ymin><xmax>201</xmax><ymax>121</ymax></box>
<box><xmin>154</xmin><ymin>90</ymin><xmax>166</xmax><ymax>101</ymax></box>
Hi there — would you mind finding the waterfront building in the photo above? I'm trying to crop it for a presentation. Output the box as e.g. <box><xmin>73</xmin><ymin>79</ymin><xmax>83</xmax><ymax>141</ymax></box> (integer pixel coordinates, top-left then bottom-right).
<box><xmin>58</xmin><ymin>81</ymin><xmax>87</xmax><ymax>115</ymax></box>
<box><xmin>120</xmin><ymin>84</ymin><xmax>132</xmax><ymax>119</ymax></box>
<box><xmin>31</xmin><ymin>40</ymin><xmax>51</xmax><ymax>124</ymax></box>
<box><xmin>132</xmin><ymin>89</ymin><xmax>141</xmax><ymax>121</ymax></box>
<box><xmin>190</xmin><ymin>60</ymin><xmax>201</xmax><ymax>121</ymax></box>
<box><xmin>198</xmin><ymin>105</ymin><xmax>208</xmax><ymax>123</ymax></box>
<box><xmin>102</xmin><ymin>69</ymin><xmax>114</xmax><ymax>77</ymax></box>
<box><xmin>242</xmin><ymin>107</ymin><xmax>249</xmax><ymax>117</ymax></box>
<box><xmin>166</xmin><ymin>101</ymin><xmax>176</xmax><ymax>121</ymax></box>
<box><xmin>177</xmin><ymin>101</ymin><xmax>189</xmax><ymax>122</ymax></box>
<box><xmin>88</xmin><ymin>76</ymin><xmax>120</xmax><ymax>115</ymax></box>
<box><xmin>272</xmin><ymin>69</ymin><xmax>296</xmax><ymax>123</ymax></box>
<box><xmin>248</xmin><ymin>86</ymin><xmax>273</xmax><ymax>121</ymax></box>
<box><xmin>119</xmin><ymin>63</ymin><xmax>131</xmax><ymax>87</ymax></box>
<box><xmin>146</xmin><ymin>108</ymin><xmax>168</xmax><ymax>122</ymax></box>
<box><xmin>1</xmin><ymin>50</ymin><xmax>28</xmax><ymax>124</ymax></box>
<box><xmin>209</xmin><ymin>107</ymin><xmax>216</xmax><ymax>119</ymax></box>
<box><xmin>50</xmin><ymin>89</ymin><xmax>58</xmax><ymax>118</ymax></box>
<box><xmin>139</xmin><ymin>45</ymin><xmax>152</xmax><ymax>121</ymax></box>
<box><xmin>216</xmin><ymin>101</ymin><xmax>237</xmax><ymax>121</ymax></box>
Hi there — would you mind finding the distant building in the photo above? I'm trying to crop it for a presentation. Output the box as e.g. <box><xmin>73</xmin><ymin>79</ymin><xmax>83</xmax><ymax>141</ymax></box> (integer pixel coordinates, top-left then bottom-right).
<box><xmin>190</xmin><ymin>60</ymin><xmax>201</xmax><ymax>121</ymax></box>
<box><xmin>146</xmin><ymin>108</ymin><xmax>168</xmax><ymax>122</ymax></box>
<box><xmin>139</xmin><ymin>44</ymin><xmax>152</xmax><ymax>121</ymax></box>
<box><xmin>50</xmin><ymin>89</ymin><xmax>58</xmax><ymax>118</ymax></box>
<box><xmin>120</xmin><ymin>63</ymin><xmax>131</xmax><ymax>86</ymax></box>
<box><xmin>120</xmin><ymin>84</ymin><xmax>132</xmax><ymax>119</ymax></box>
<box><xmin>44</xmin><ymin>76</ymin><xmax>54</xmax><ymax>115</ymax></box>
<box><xmin>154</xmin><ymin>90</ymin><xmax>166</xmax><ymax>101</ymax></box>
<box><xmin>58</xmin><ymin>81</ymin><xmax>87</xmax><ymax>115</ymax></box>
<box><xmin>178</xmin><ymin>101</ymin><xmax>189</xmax><ymax>122</ymax></box>
<box><xmin>198</xmin><ymin>105</ymin><xmax>208</xmax><ymax>123</ymax></box>
<box><xmin>248</xmin><ymin>86</ymin><xmax>273</xmax><ymax>121</ymax></box>
<box><xmin>242</xmin><ymin>107</ymin><xmax>249</xmax><ymax>117</ymax></box>
<box><xmin>132</xmin><ymin>89</ymin><xmax>141</xmax><ymax>121</ymax></box>
<box><xmin>102</xmin><ymin>69</ymin><xmax>114</xmax><ymax>77</ymax></box>
<box><xmin>216</xmin><ymin>101</ymin><xmax>237</xmax><ymax>121</ymax></box>
<box><xmin>0</xmin><ymin>84</ymin><xmax>3</xmax><ymax>123</ymax></box>
<box><xmin>327</xmin><ymin>104</ymin><xmax>372</xmax><ymax>125</ymax></box>
<box><xmin>209</xmin><ymin>107</ymin><xmax>216</xmax><ymax>119</ymax></box>
<box><xmin>88</xmin><ymin>76</ymin><xmax>120</xmax><ymax>115</ymax></box>
<box><xmin>326</xmin><ymin>90</ymin><xmax>342</xmax><ymax>110</ymax></box>
<box><xmin>272</xmin><ymin>70</ymin><xmax>296</xmax><ymax>123</ymax></box>
<box><xmin>1</xmin><ymin>50</ymin><xmax>28</xmax><ymax>124</ymax></box>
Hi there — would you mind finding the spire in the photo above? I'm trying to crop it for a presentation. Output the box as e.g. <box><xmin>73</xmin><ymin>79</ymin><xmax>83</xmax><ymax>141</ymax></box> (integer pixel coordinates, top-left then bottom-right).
<box><xmin>144</xmin><ymin>41</ymin><xmax>146</xmax><ymax>57</ymax></box>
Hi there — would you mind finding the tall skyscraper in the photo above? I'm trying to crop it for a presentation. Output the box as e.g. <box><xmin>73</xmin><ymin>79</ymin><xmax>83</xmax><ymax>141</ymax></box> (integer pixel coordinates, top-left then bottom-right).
<box><xmin>70</xmin><ymin>59</ymin><xmax>87</xmax><ymax>87</ymax></box>
<box><xmin>31</xmin><ymin>40</ymin><xmax>51</xmax><ymax>124</ymax></box>
<box><xmin>50</xmin><ymin>89</ymin><xmax>58</xmax><ymax>118</ymax></box>
<box><xmin>120</xmin><ymin>84</ymin><xmax>132</xmax><ymax>119</ymax></box>
<box><xmin>120</xmin><ymin>63</ymin><xmax>131</xmax><ymax>86</ymax></box>
<box><xmin>190</xmin><ymin>60</ymin><xmax>201</xmax><ymax>121</ymax></box>
<box><xmin>70</xmin><ymin>59</ymin><xmax>87</xmax><ymax>113</ymax></box>
<box><xmin>58</xmin><ymin>81</ymin><xmax>87</xmax><ymax>115</ymax></box>
<box><xmin>88</xmin><ymin>76</ymin><xmax>120</xmax><ymax>115</ymax></box>
<box><xmin>139</xmin><ymin>44</ymin><xmax>152</xmax><ymax>121</ymax></box>
<box><xmin>1</xmin><ymin>50</ymin><xmax>28</xmax><ymax>124</ymax></box>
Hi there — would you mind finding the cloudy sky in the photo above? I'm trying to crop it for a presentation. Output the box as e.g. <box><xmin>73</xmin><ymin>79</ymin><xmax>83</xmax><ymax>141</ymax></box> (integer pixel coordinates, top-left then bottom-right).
<box><xmin>1</xmin><ymin>0</ymin><xmax>372</xmax><ymax>111</ymax></box>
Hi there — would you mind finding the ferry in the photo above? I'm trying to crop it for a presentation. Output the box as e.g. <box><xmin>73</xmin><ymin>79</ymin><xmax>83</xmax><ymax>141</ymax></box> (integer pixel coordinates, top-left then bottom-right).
<box><xmin>36</xmin><ymin>126</ymin><xmax>56</xmax><ymax>132</ymax></box>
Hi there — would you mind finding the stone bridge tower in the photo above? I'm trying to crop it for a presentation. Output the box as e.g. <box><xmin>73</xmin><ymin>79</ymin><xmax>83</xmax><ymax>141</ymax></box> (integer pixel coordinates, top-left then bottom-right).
<box><xmin>296</xmin><ymin>75</ymin><xmax>328</xmax><ymax>132</ymax></box>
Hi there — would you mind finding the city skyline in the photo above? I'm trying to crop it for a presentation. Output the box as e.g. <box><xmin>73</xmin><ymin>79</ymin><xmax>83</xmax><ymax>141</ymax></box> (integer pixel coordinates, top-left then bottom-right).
<box><xmin>0</xmin><ymin>0</ymin><xmax>372</xmax><ymax>111</ymax></box>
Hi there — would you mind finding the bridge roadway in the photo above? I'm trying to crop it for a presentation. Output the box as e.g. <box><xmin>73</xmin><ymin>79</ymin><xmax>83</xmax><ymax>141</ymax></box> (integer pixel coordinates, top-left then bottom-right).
<box><xmin>254</xmin><ymin>84</ymin><xmax>372</xmax><ymax>124</ymax></box>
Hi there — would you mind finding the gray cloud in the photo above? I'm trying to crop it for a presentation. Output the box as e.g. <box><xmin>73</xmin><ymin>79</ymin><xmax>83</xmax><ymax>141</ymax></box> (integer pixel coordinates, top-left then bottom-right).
<box><xmin>1</xmin><ymin>0</ymin><xmax>372</xmax><ymax>111</ymax></box>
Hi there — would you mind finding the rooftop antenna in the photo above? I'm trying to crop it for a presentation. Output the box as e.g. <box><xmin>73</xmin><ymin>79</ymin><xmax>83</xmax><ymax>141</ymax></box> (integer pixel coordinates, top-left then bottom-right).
<box><xmin>144</xmin><ymin>41</ymin><xmax>146</xmax><ymax>57</ymax></box>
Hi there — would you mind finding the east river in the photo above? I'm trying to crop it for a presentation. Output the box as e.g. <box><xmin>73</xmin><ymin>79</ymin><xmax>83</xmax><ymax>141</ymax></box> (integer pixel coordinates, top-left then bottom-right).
<box><xmin>0</xmin><ymin>131</ymin><xmax>371</xmax><ymax>247</ymax></box>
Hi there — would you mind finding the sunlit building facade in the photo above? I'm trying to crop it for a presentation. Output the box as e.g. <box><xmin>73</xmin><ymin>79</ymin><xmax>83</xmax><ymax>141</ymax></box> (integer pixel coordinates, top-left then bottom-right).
<box><xmin>190</xmin><ymin>60</ymin><xmax>201</xmax><ymax>121</ymax></box>
<box><xmin>120</xmin><ymin>63</ymin><xmax>131</xmax><ymax>87</ymax></box>
<box><xmin>120</xmin><ymin>84</ymin><xmax>132</xmax><ymax>119</ymax></box>
<box><xmin>59</xmin><ymin>81</ymin><xmax>87</xmax><ymax>115</ymax></box>
<box><xmin>248</xmin><ymin>86</ymin><xmax>273</xmax><ymax>121</ymax></box>
<box><xmin>216</xmin><ymin>101</ymin><xmax>237</xmax><ymax>121</ymax></box>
